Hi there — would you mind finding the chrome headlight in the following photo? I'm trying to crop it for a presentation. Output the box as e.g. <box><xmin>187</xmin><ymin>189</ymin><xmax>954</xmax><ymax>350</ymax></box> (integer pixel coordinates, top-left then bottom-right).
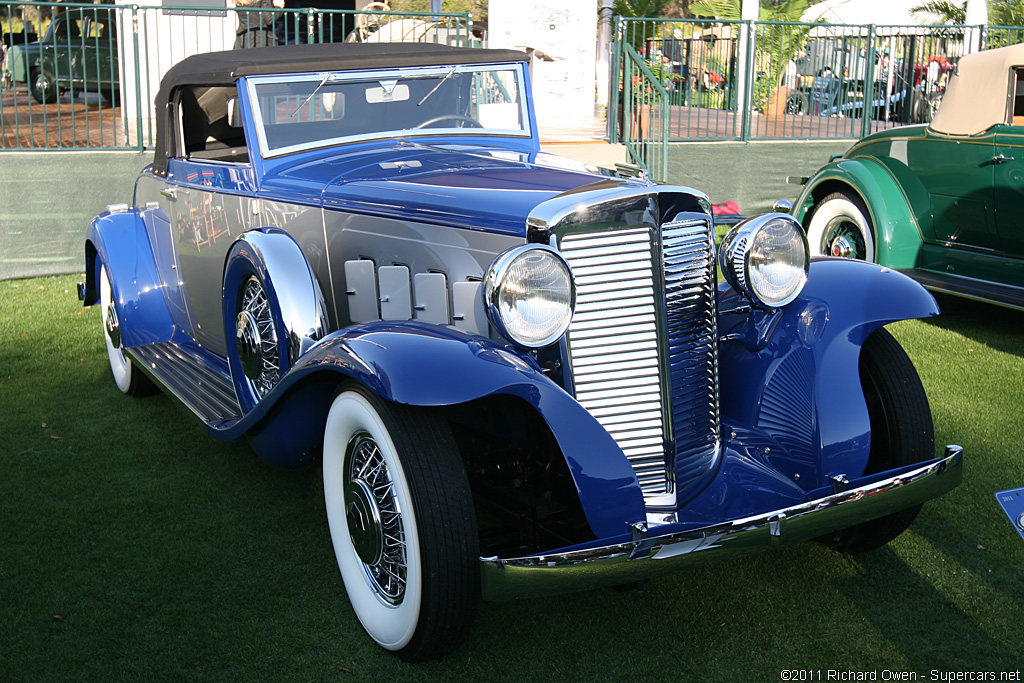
<box><xmin>719</xmin><ymin>213</ymin><xmax>809</xmax><ymax>308</ymax></box>
<box><xmin>484</xmin><ymin>245</ymin><xmax>575</xmax><ymax>348</ymax></box>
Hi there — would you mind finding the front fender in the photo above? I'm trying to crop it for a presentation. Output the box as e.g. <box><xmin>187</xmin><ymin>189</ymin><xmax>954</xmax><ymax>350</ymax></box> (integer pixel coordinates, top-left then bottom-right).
<box><xmin>719</xmin><ymin>258</ymin><xmax>939</xmax><ymax>487</ymax></box>
<box><xmin>794</xmin><ymin>157</ymin><xmax>923</xmax><ymax>270</ymax></box>
<box><xmin>215</xmin><ymin>321</ymin><xmax>646</xmax><ymax>539</ymax></box>
<box><xmin>84</xmin><ymin>209</ymin><xmax>174</xmax><ymax>348</ymax></box>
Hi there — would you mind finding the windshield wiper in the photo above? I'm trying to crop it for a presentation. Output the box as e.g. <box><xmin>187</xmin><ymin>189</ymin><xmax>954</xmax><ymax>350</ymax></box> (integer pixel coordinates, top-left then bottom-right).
<box><xmin>291</xmin><ymin>72</ymin><xmax>333</xmax><ymax>118</ymax></box>
<box><xmin>417</xmin><ymin>66</ymin><xmax>456</xmax><ymax>107</ymax></box>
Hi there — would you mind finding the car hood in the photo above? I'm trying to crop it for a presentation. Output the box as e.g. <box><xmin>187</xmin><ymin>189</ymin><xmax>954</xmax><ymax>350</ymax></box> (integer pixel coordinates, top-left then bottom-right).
<box><xmin>260</xmin><ymin>143</ymin><xmax>611</xmax><ymax>236</ymax></box>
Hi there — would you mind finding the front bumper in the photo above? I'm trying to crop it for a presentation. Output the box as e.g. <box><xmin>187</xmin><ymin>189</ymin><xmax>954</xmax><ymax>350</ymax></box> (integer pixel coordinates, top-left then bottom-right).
<box><xmin>481</xmin><ymin>446</ymin><xmax>963</xmax><ymax>600</ymax></box>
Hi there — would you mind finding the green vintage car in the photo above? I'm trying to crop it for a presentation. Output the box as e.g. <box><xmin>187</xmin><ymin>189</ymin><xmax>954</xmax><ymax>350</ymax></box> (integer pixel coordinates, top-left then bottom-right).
<box><xmin>3</xmin><ymin>7</ymin><xmax>118</xmax><ymax>104</ymax></box>
<box><xmin>792</xmin><ymin>42</ymin><xmax>1024</xmax><ymax>310</ymax></box>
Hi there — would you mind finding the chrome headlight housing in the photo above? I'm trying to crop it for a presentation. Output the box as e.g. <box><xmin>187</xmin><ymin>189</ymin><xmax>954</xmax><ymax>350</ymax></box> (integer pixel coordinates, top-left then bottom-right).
<box><xmin>719</xmin><ymin>213</ymin><xmax>809</xmax><ymax>308</ymax></box>
<box><xmin>484</xmin><ymin>245</ymin><xmax>575</xmax><ymax>348</ymax></box>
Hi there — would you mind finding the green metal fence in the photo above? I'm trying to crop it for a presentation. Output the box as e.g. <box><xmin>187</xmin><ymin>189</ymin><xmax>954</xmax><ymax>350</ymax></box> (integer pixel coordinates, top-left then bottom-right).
<box><xmin>618</xmin><ymin>41</ymin><xmax>669</xmax><ymax>181</ymax></box>
<box><xmin>614</xmin><ymin>16</ymin><xmax>1024</xmax><ymax>174</ymax></box>
<box><xmin>0</xmin><ymin>1</ymin><xmax>474</xmax><ymax>150</ymax></box>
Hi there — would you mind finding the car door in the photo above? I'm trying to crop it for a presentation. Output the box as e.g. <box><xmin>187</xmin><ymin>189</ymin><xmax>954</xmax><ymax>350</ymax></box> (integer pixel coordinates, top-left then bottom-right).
<box><xmin>78</xmin><ymin>10</ymin><xmax>117</xmax><ymax>90</ymax></box>
<box><xmin>47</xmin><ymin>13</ymin><xmax>82</xmax><ymax>86</ymax></box>
<box><xmin>164</xmin><ymin>86</ymin><xmax>257</xmax><ymax>357</ymax></box>
<box><xmin>910</xmin><ymin>131</ymin><xmax>997</xmax><ymax>251</ymax></box>
<box><xmin>993</xmin><ymin>67</ymin><xmax>1024</xmax><ymax>258</ymax></box>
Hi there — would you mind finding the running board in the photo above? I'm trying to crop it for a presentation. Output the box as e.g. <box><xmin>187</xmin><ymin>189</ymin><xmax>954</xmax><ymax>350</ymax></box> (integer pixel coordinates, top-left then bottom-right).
<box><xmin>900</xmin><ymin>268</ymin><xmax>1024</xmax><ymax>312</ymax></box>
<box><xmin>129</xmin><ymin>341</ymin><xmax>241</xmax><ymax>423</ymax></box>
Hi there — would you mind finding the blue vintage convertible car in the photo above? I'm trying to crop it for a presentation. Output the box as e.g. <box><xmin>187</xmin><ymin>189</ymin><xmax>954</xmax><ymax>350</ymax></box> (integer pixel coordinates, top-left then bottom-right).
<box><xmin>80</xmin><ymin>44</ymin><xmax>963</xmax><ymax>661</ymax></box>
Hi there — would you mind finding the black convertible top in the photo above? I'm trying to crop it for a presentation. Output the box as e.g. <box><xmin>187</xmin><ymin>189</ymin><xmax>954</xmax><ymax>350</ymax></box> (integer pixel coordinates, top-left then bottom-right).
<box><xmin>152</xmin><ymin>44</ymin><xmax>527</xmax><ymax>175</ymax></box>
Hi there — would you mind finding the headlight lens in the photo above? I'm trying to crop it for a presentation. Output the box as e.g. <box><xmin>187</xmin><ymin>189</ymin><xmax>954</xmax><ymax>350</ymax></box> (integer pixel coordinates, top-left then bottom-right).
<box><xmin>484</xmin><ymin>245</ymin><xmax>575</xmax><ymax>348</ymax></box>
<box><xmin>720</xmin><ymin>213</ymin><xmax>809</xmax><ymax>308</ymax></box>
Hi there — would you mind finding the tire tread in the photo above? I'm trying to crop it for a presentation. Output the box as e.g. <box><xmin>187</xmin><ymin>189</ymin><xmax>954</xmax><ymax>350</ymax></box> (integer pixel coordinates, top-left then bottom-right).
<box><xmin>356</xmin><ymin>388</ymin><xmax>479</xmax><ymax>662</ymax></box>
<box><xmin>818</xmin><ymin>328</ymin><xmax>934</xmax><ymax>553</ymax></box>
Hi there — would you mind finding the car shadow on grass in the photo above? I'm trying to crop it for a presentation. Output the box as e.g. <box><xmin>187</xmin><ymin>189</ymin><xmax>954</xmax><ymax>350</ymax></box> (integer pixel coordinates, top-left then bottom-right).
<box><xmin>923</xmin><ymin>292</ymin><xmax>1024</xmax><ymax>359</ymax></box>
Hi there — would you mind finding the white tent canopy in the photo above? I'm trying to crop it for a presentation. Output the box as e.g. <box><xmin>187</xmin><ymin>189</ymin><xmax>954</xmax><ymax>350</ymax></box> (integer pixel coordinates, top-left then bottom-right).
<box><xmin>801</xmin><ymin>0</ymin><xmax>942</xmax><ymax>26</ymax></box>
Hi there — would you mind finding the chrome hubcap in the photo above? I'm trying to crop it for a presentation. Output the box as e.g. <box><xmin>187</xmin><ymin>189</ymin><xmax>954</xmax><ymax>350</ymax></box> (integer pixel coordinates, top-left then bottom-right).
<box><xmin>236</xmin><ymin>277</ymin><xmax>279</xmax><ymax>398</ymax></box>
<box><xmin>235</xmin><ymin>310</ymin><xmax>262</xmax><ymax>380</ymax></box>
<box><xmin>105</xmin><ymin>301</ymin><xmax>121</xmax><ymax>349</ymax></box>
<box><xmin>346</xmin><ymin>478</ymin><xmax>383</xmax><ymax>565</ymax></box>
<box><xmin>345</xmin><ymin>432</ymin><xmax>406</xmax><ymax>605</ymax></box>
<box><xmin>830</xmin><ymin>235</ymin><xmax>854</xmax><ymax>258</ymax></box>
<box><xmin>823</xmin><ymin>216</ymin><xmax>866</xmax><ymax>260</ymax></box>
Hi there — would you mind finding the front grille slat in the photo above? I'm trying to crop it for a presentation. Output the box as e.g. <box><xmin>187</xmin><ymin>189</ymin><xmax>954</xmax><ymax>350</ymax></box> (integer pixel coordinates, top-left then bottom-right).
<box><xmin>559</xmin><ymin>215</ymin><xmax>720</xmax><ymax>505</ymax></box>
<box><xmin>561</xmin><ymin>226</ymin><xmax>669</xmax><ymax>496</ymax></box>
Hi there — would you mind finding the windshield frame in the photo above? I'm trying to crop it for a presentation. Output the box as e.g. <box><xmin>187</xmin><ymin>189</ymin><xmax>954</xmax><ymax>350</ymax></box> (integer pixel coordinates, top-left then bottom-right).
<box><xmin>244</xmin><ymin>62</ymin><xmax>532</xmax><ymax>159</ymax></box>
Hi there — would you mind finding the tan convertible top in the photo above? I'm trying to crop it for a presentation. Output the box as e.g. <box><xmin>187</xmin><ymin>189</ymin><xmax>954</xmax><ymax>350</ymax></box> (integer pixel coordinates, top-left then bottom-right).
<box><xmin>930</xmin><ymin>43</ymin><xmax>1024</xmax><ymax>136</ymax></box>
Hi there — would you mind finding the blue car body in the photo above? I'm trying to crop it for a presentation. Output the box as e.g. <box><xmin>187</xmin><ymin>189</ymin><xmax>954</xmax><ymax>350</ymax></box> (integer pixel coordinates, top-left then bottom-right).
<box><xmin>81</xmin><ymin>43</ymin><xmax>962</xmax><ymax>659</ymax></box>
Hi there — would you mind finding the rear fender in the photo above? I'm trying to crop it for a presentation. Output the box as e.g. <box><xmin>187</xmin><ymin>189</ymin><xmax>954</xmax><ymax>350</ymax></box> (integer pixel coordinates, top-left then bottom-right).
<box><xmin>794</xmin><ymin>158</ymin><xmax>923</xmax><ymax>269</ymax></box>
<box><xmin>84</xmin><ymin>209</ymin><xmax>174</xmax><ymax>348</ymax></box>
<box><xmin>718</xmin><ymin>258</ymin><xmax>939</xmax><ymax>487</ymax></box>
<box><xmin>217</xmin><ymin>321</ymin><xmax>646</xmax><ymax>539</ymax></box>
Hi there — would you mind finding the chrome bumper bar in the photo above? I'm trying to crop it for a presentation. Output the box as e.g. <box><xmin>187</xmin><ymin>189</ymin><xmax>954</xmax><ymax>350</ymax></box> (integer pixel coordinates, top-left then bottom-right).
<box><xmin>480</xmin><ymin>446</ymin><xmax>963</xmax><ymax>600</ymax></box>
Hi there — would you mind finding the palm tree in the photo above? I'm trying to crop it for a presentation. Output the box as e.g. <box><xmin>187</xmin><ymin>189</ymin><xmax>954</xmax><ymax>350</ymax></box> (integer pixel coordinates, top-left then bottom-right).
<box><xmin>910</xmin><ymin>0</ymin><xmax>967</xmax><ymax>24</ymax></box>
<box><xmin>689</xmin><ymin>0</ymin><xmax>810</xmax><ymax>111</ymax></box>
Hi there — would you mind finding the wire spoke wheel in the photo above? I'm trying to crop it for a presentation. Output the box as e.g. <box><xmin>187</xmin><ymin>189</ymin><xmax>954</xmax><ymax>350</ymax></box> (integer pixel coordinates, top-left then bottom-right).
<box><xmin>236</xmin><ymin>276</ymin><xmax>280</xmax><ymax>400</ymax></box>
<box><xmin>822</xmin><ymin>216</ymin><xmax>868</xmax><ymax>259</ymax></box>
<box><xmin>323</xmin><ymin>387</ymin><xmax>479</xmax><ymax>661</ymax></box>
<box><xmin>344</xmin><ymin>432</ymin><xmax>408</xmax><ymax>605</ymax></box>
<box><xmin>807</xmin><ymin>191</ymin><xmax>875</xmax><ymax>262</ymax></box>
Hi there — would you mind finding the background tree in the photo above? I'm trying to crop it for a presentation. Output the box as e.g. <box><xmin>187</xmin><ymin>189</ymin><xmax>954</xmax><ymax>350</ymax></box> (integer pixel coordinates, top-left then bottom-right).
<box><xmin>991</xmin><ymin>0</ymin><xmax>1024</xmax><ymax>25</ymax></box>
<box><xmin>910</xmin><ymin>0</ymin><xmax>966</xmax><ymax>23</ymax></box>
<box><xmin>688</xmin><ymin>0</ymin><xmax>810</xmax><ymax>111</ymax></box>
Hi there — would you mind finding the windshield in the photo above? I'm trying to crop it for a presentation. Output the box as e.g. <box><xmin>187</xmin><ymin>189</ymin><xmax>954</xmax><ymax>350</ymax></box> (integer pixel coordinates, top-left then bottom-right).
<box><xmin>245</xmin><ymin>63</ymin><xmax>530</xmax><ymax>158</ymax></box>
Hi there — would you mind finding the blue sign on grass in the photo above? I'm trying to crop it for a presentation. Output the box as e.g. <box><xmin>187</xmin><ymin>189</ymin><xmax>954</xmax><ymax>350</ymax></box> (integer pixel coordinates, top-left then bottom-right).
<box><xmin>995</xmin><ymin>487</ymin><xmax>1024</xmax><ymax>542</ymax></box>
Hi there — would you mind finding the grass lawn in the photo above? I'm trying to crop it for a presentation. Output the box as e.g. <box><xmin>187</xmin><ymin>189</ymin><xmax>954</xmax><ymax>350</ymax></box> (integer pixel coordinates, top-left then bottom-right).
<box><xmin>2</xmin><ymin>274</ymin><xmax>1023</xmax><ymax>681</ymax></box>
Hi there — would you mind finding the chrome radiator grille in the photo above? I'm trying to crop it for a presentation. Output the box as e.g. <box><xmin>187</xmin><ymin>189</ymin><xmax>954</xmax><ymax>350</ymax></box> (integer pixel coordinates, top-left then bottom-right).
<box><xmin>558</xmin><ymin>218</ymin><xmax>720</xmax><ymax>503</ymax></box>
<box><xmin>560</xmin><ymin>227</ymin><xmax>668</xmax><ymax>494</ymax></box>
<box><xmin>662</xmin><ymin>220</ymin><xmax>720</xmax><ymax>496</ymax></box>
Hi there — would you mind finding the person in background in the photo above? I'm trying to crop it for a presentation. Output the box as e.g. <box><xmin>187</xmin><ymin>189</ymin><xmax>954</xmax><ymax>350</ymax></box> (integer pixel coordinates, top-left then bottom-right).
<box><xmin>234</xmin><ymin>0</ymin><xmax>284</xmax><ymax>48</ymax></box>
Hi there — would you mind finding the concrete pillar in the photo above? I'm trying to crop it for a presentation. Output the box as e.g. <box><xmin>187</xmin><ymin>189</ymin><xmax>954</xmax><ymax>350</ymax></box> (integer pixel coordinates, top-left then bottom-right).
<box><xmin>596</xmin><ymin>0</ymin><xmax>613</xmax><ymax>113</ymax></box>
<box><xmin>964</xmin><ymin>0</ymin><xmax>987</xmax><ymax>54</ymax></box>
<box><xmin>734</xmin><ymin>0</ymin><xmax>758</xmax><ymax>125</ymax></box>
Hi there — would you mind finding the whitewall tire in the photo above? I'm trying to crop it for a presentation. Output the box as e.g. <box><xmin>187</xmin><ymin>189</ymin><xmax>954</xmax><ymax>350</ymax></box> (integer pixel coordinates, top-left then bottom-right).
<box><xmin>806</xmin><ymin>191</ymin><xmax>875</xmax><ymax>262</ymax></box>
<box><xmin>100</xmin><ymin>264</ymin><xmax>156</xmax><ymax>396</ymax></box>
<box><xmin>322</xmin><ymin>386</ymin><xmax>478</xmax><ymax>661</ymax></box>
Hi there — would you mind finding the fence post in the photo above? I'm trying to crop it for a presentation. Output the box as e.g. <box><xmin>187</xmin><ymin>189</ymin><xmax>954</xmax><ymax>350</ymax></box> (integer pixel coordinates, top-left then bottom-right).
<box><xmin>131</xmin><ymin>4</ymin><xmax>143</xmax><ymax>150</ymax></box>
<box><xmin>739</xmin><ymin>20</ymin><xmax>755</xmax><ymax>141</ymax></box>
<box><xmin>861</xmin><ymin>24</ymin><xmax>875</xmax><ymax>140</ymax></box>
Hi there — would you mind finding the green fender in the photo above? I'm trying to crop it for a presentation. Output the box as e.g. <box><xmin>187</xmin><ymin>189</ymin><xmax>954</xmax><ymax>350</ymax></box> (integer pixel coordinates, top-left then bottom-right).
<box><xmin>793</xmin><ymin>157</ymin><xmax>926</xmax><ymax>270</ymax></box>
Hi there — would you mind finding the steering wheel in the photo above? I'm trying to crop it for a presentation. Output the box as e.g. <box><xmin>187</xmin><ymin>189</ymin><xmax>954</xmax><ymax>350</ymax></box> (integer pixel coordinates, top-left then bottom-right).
<box><xmin>349</xmin><ymin>2</ymin><xmax>390</xmax><ymax>42</ymax></box>
<box><xmin>414</xmin><ymin>115</ymin><xmax>483</xmax><ymax>129</ymax></box>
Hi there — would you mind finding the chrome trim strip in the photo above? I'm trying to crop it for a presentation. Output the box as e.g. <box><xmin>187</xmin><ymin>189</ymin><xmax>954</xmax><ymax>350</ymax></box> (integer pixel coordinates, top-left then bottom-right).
<box><xmin>480</xmin><ymin>446</ymin><xmax>964</xmax><ymax>600</ymax></box>
<box><xmin>526</xmin><ymin>183</ymin><xmax>708</xmax><ymax>237</ymax></box>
